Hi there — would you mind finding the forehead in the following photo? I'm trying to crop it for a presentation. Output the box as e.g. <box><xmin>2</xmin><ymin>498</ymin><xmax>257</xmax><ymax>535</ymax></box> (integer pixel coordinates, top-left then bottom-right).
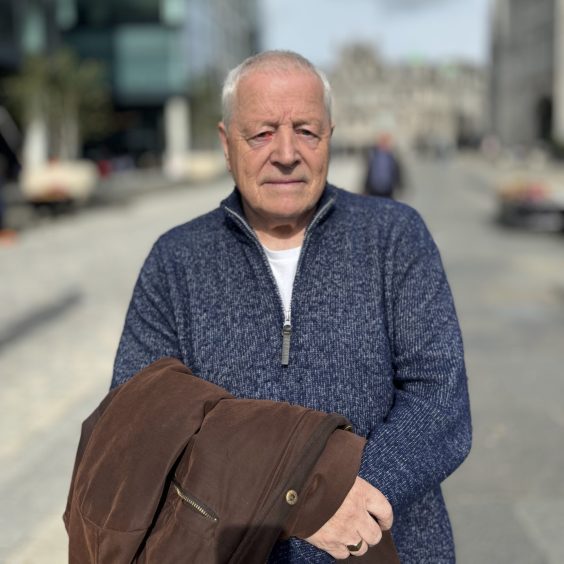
<box><xmin>232</xmin><ymin>69</ymin><xmax>328</xmax><ymax>126</ymax></box>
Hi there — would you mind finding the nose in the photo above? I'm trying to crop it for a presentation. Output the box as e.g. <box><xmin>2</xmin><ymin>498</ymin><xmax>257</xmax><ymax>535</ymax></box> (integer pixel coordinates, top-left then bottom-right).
<box><xmin>271</xmin><ymin>128</ymin><xmax>300</xmax><ymax>168</ymax></box>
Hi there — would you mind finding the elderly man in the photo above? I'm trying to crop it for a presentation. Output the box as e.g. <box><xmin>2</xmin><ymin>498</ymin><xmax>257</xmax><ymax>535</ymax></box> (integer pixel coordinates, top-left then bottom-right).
<box><xmin>112</xmin><ymin>51</ymin><xmax>471</xmax><ymax>562</ymax></box>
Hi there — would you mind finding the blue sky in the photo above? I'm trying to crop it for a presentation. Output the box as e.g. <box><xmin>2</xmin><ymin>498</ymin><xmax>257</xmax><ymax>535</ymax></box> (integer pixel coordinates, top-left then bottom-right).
<box><xmin>260</xmin><ymin>0</ymin><xmax>492</xmax><ymax>68</ymax></box>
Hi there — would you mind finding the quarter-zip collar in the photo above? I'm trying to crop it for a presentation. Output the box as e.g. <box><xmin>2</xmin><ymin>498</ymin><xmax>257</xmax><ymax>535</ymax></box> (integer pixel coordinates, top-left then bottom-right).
<box><xmin>221</xmin><ymin>183</ymin><xmax>338</xmax><ymax>244</ymax></box>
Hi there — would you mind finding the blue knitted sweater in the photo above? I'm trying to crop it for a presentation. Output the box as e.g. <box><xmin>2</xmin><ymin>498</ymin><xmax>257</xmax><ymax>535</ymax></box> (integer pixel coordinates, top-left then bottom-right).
<box><xmin>112</xmin><ymin>184</ymin><xmax>472</xmax><ymax>563</ymax></box>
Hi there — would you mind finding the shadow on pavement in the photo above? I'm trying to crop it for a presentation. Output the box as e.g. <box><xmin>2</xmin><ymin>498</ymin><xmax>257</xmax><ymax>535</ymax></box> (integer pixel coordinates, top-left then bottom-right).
<box><xmin>0</xmin><ymin>290</ymin><xmax>82</xmax><ymax>351</ymax></box>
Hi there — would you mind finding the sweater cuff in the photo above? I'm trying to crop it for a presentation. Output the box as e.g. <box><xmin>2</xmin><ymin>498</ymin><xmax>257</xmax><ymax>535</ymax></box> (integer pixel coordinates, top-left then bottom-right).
<box><xmin>284</xmin><ymin>429</ymin><xmax>366</xmax><ymax>539</ymax></box>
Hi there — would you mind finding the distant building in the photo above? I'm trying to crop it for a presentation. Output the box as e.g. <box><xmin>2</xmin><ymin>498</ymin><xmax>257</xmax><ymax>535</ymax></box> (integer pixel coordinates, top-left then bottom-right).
<box><xmin>0</xmin><ymin>0</ymin><xmax>260</xmax><ymax>173</ymax></box>
<box><xmin>490</xmin><ymin>0</ymin><xmax>564</xmax><ymax>149</ymax></box>
<box><xmin>328</xmin><ymin>44</ymin><xmax>486</xmax><ymax>153</ymax></box>
<box><xmin>0</xmin><ymin>0</ymin><xmax>19</xmax><ymax>173</ymax></box>
<box><xmin>61</xmin><ymin>0</ymin><xmax>260</xmax><ymax>161</ymax></box>
<box><xmin>0</xmin><ymin>0</ymin><xmax>19</xmax><ymax>75</ymax></box>
<box><xmin>0</xmin><ymin>0</ymin><xmax>59</xmax><ymax>175</ymax></box>
<box><xmin>0</xmin><ymin>0</ymin><xmax>61</xmax><ymax>72</ymax></box>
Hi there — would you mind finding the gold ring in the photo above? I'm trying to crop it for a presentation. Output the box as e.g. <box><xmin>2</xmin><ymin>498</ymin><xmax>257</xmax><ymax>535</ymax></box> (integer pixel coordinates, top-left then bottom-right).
<box><xmin>346</xmin><ymin>539</ymin><xmax>363</xmax><ymax>552</ymax></box>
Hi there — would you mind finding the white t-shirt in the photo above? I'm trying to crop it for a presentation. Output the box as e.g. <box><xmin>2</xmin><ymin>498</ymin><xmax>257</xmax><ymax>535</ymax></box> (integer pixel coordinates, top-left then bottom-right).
<box><xmin>262</xmin><ymin>245</ymin><xmax>302</xmax><ymax>315</ymax></box>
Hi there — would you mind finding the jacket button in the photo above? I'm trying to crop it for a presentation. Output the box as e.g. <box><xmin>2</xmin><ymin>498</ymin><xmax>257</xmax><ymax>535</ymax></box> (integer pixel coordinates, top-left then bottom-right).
<box><xmin>285</xmin><ymin>490</ymin><xmax>298</xmax><ymax>505</ymax></box>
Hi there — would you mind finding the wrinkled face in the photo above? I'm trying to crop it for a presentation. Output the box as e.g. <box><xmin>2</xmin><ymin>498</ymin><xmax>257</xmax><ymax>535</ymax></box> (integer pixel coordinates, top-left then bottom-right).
<box><xmin>218</xmin><ymin>69</ymin><xmax>333</xmax><ymax>231</ymax></box>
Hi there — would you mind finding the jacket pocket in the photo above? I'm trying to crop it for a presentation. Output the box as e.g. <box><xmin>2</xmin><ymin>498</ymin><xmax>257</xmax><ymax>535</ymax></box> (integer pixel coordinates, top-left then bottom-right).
<box><xmin>171</xmin><ymin>476</ymin><xmax>219</xmax><ymax>523</ymax></box>
<box><xmin>139</xmin><ymin>477</ymin><xmax>219</xmax><ymax>563</ymax></box>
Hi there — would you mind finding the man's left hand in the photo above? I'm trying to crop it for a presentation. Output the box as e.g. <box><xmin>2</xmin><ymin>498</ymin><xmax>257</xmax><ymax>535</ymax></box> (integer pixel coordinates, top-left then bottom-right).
<box><xmin>304</xmin><ymin>476</ymin><xmax>393</xmax><ymax>559</ymax></box>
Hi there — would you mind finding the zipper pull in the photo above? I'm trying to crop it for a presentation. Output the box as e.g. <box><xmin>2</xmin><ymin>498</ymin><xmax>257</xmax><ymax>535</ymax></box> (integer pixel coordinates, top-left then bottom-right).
<box><xmin>281</xmin><ymin>311</ymin><xmax>292</xmax><ymax>366</ymax></box>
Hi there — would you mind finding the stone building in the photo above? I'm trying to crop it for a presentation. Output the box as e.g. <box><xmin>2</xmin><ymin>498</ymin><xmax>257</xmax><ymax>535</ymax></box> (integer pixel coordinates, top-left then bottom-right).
<box><xmin>490</xmin><ymin>0</ymin><xmax>564</xmax><ymax>149</ymax></box>
<box><xmin>328</xmin><ymin>43</ymin><xmax>486</xmax><ymax>153</ymax></box>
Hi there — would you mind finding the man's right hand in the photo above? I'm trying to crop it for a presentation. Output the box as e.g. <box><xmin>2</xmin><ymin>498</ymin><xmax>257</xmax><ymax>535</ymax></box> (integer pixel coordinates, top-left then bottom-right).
<box><xmin>304</xmin><ymin>476</ymin><xmax>393</xmax><ymax>560</ymax></box>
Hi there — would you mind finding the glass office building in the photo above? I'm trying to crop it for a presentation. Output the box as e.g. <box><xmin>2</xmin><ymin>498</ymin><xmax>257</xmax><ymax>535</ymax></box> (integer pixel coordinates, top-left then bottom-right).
<box><xmin>1</xmin><ymin>0</ymin><xmax>260</xmax><ymax>164</ymax></box>
<box><xmin>0</xmin><ymin>0</ymin><xmax>31</xmax><ymax>174</ymax></box>
<box><xmin>0</xmin><ymin>0</ymin><xmax>19</xmax><ymax>74</ymax></box>
<box><xmin>60</xmin><ymin>0</ymin><xmax>260</xmax><ymax>158</ymax></box>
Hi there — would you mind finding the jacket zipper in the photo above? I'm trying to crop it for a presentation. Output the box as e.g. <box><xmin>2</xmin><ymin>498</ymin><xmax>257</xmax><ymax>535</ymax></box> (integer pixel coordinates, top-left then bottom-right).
<box><xmin>224</xmin><ymin>195</ymin><xmax>336</xmax><ymax>366</ymax></box>
<box><xmin>171</xmin><ymin>477</ymin><xmax>219</xmax><ymax>523</ymax></box>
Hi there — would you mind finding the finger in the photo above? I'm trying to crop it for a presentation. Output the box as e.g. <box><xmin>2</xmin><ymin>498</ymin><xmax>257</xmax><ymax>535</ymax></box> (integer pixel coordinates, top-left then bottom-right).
<box><xmin>366</xmin><ymin>492</ymin><xmax>393</xmax><ymax>531</ymax></box>
<box><xmin>331</xmin><ymin>546</ymin><xmax>354</xmax><ymax>560</ymax></box>
<box><xmin>348</xmin><ymin>539</ymin><xmax>369</xmax><ymax>557</ymax></box>
<box><xmin>356</xmin><ymin>515</ymin><xmax>383</xmax><ymax>548</ymax></box>
<box><xmin>306</xmin><ymin>535</ymin><xmax>358</xmax><ymax>560</ymax></box>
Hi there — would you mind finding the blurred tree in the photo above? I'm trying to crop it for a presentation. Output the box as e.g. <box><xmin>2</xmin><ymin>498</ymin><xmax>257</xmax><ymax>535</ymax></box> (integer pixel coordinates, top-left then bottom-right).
<box><xmin>3</xmin><ymin>48</ymin><xmax>111</xmax><ymax>161</ymax></box>
<box><xmin>189</xmin><ymin>73</ymin><xmax>222</xmax><ymax>150</ymax></box>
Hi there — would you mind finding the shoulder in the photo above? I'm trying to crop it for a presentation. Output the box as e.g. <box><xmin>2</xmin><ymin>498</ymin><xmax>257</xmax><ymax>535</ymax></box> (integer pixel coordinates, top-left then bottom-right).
<box><xmin>329</xmin><ymin>186</ymin><xmax>435</xmax><ymax>258</ymax></box>
<box><xmin>150</xmin><ymin>207</ymin><xmax>225</xmax><ymax>260</ymax></box>
<box><xmin>332</xmin><ymin>186</ymin><xmax>423</xmax><ymax>232</ymax></box>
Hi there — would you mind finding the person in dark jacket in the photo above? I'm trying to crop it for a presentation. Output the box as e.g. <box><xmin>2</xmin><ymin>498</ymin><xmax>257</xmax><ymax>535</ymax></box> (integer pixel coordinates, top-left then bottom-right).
<box><xmin>112</xmin><ymin>51</ymin><xmax>471</xmax><ymax>563</ymax></box>
<box><xmin>363</xmin><ymin>133</ymin><xmax>404</xmax><ymax>199</ymax></box>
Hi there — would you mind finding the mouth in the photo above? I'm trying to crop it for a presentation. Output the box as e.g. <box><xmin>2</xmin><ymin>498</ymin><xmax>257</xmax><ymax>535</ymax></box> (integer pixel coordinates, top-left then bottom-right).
<box><xmin>263</xmin><ymin>179</ymin><xmax>306</xmax><ymax>186</ymax></box>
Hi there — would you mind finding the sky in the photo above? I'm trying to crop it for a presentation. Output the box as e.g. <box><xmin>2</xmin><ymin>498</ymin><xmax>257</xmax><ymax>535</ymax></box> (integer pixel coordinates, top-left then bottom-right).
<box><xmin>260</xmin><ymin>0</ymin><xmax>493</xmax><ymax>68</ymax></box>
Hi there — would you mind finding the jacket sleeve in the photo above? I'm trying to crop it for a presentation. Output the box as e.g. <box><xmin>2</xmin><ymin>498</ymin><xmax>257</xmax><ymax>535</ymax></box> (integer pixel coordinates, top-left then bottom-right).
<box><xmin>283</xmin><ymin>429</ymin><xmax>365</xmax><ymax>539</ymax></box>
<box><xmin>283</xmin><ymin>430</ymin><xmax>401</xmax><ymax>564</ymax></box>
<box><xmin>359</xmin><ymin>206</ymin><xmax>472</xmax><ymax>512</ymax></box>
<box><xmin>111</xmin><ymin>240</ymin><xmax>183</xmax><ymax>389</ymax></box>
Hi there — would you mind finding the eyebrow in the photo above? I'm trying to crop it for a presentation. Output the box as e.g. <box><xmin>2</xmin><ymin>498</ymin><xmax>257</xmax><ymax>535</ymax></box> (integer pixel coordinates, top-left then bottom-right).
<box><xmin>293</xmin><ymin>119</ymin><xmax>323</xmax><ymax>128</ymax></box>
<box><xmin>242</xmin><ymin>117</ymin><xmax>324</xmax><ymax>131</ymax></box>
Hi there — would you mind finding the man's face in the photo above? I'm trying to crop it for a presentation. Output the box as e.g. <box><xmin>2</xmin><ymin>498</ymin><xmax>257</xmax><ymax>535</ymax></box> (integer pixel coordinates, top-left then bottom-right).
<box><xmin>218</xmin><ymin>69</ymin><xmax>333</xmax><ymax>232</ymax></box>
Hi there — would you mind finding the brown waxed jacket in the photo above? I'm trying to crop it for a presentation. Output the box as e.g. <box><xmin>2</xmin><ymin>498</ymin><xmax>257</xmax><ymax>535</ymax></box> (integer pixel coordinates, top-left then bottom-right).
<box><xmin>64</xmin><ymin>358</ymin><xmax>399</xmax><ymax>563</ymax></box>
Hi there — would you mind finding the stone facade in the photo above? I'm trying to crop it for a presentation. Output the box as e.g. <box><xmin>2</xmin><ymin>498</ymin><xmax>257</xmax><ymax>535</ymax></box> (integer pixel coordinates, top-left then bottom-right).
<box><xmin>328</xmin><ymin>43</ymin><xmax>486</xmax><ymax>152</ymax></box>
<box><xmin>490</xmin><ymin>0</ymin><xmax>564</xmax><ymax>148</ymax></box>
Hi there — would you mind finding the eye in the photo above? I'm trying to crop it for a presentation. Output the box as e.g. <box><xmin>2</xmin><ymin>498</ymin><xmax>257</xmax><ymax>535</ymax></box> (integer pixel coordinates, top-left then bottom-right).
<box><xmin>253</xmin><ymin>131</ymin><xmax>274</xmax><ymax>140</ymax></box>
<box><xmin>297</xmin><ymin>128</ymin><xmax>316</xmax><ymax>137</ymax></box>
<box><xmin>247</xmin><ymin>130</ymin><xmax>274</xmax><ymax>147</ymax></box>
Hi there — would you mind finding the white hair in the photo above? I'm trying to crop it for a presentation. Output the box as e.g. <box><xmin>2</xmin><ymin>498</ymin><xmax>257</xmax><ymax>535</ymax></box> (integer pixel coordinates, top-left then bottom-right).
<box><xmin>221</xmin><ymin>50</ymin><xmax>333</xmax><ymax>128</ymax></box>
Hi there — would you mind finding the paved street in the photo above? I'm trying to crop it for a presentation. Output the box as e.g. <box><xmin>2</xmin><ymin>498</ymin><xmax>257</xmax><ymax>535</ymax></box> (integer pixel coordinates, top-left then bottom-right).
<box><xmin>414</xmin><ymin>156</ymin><xmax>564</xmax><ymax>564</ymax></box>
<box><xmin>1</xmin><ymin>154</ymin><xmax>563</xmax><ymax>563</ymax></box>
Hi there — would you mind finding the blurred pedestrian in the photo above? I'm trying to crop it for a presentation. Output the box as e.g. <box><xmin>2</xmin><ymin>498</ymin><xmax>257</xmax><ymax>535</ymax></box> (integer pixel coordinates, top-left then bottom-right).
<box><xmin>363</xmin><ymin>133</ymin><xmax>404</xmax><ymax>199</ymax></box>
<box><xmin>0</xmin><ymin>153</ymin><xmax>16</xmax><ymax>246</ymax></box>
<box><xmin>110</xmin><ymin>51</ymin><xmax>471</xmax><ymax>562</ymax></box>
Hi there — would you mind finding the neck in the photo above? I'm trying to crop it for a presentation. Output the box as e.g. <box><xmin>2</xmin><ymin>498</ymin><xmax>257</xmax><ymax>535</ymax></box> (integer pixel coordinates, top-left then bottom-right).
<box><xmin>242</xmin><ymin>206</ymin><xmax>312</xmax><ymax>250</ymax></box>
<box><xmin>254</xmin><ymin>226</ymin><xmax>305</xmax><ymax>250</ymax></box>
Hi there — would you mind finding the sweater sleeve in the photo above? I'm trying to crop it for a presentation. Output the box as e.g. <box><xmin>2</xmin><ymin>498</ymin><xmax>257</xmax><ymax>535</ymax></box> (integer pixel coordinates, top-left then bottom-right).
<box><xmin>111</xmin><ymin>240</ymin><xmax>183</xmax><ymax>389</ymax></box>
<box><xmin>359</xmin><ymin>206</ymin><xmax>472</xmax><ymax>512</ymax></box>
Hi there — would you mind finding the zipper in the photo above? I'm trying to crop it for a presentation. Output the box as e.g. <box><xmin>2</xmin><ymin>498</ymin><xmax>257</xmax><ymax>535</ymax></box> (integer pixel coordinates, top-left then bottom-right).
<box><xmin>281</xmin><ymin>308</ymin><xmax>292</xmax><ymax>366</ymax></box>
<box><xmin>224</xmin><ymin>207</ymin><xmax>290</xmax><ymax>365</ymax></box>
<box><xmin>224</xmin><ymin>193</ymin><xmax>336</xmax><ymax>367</ymax></box>
<box><xmin>171</xmin><ymin>477</ymin><xmax>219</xmax><ymax>523</ymax></box>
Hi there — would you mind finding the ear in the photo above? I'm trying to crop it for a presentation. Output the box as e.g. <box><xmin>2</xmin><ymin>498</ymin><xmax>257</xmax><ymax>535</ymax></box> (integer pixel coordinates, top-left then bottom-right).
<box><xmin>218</xmin><ymin>122</ymin><xmax>232</xmax><ymax>172</ymax></box>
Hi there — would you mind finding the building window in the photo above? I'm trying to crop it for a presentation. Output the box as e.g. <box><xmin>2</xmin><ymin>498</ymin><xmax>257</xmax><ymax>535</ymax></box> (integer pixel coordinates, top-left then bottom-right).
<box><xmin>75</xmin><ymin>0</ymin><xmax>160</xmax><ymax>27</ymax></box>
